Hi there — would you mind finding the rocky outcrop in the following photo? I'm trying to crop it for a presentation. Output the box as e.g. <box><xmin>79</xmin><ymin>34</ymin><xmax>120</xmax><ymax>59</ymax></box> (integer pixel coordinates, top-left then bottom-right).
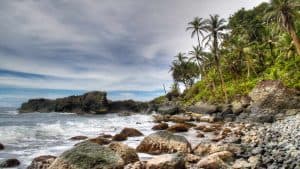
<box><xmin>0</xmin><ymin>158</ymin><xmax>20</xmax><ymax>168</ymax></box>
<box><xmin>19</xmin><ymin>91</ymin><xmax>151</xmax><ymax>114</ymax></box>
<box><xmin>27</xmin><ymin>155</ymin><xmax>56</xmax><ymax>169</ymax></box>
<box><xmin>136</xmin><ymin>131</ymin><xmax>191</xmax><ymax>154</ymax></box>
<box><xmin>48</xmin><ymin>142</ymin><xmax>124</xmax><ymax>169</ymax></box>
<box><xmin>69</xmin><ymin>136</ymin><xmax>88</xmax><ymax>141</ymax></box>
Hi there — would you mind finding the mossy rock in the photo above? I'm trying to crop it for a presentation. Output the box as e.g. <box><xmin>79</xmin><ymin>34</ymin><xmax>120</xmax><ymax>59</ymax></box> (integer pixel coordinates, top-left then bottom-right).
<box><xmin>48</xmin><ymin>142</ymin><xmax>124</xmax><ymax>169</ymax></box>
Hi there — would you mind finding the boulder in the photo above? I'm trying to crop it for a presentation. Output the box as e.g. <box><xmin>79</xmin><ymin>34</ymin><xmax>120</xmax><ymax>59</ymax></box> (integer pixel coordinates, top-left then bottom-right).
<box><xmin>108</xmin><ymin>142</ymin><xmax>139</xmax><ymax>165</ymax></box>
<box><xmin>184</xmin><ymin>154</ymin><xmax>201</xmax><ymax>163</ymax></box>
<box><xmin>88</xmin><ymin>136</ymin><xmax>111</xmax><ymax>145</ymax></box>
<box><xmin>112</xmin><ymin>133</ymin><xmax>128</xmax><ymax>141</ymax></box>
<box><xmin>136</xmin><ymin>131</ymin><xmax>191</xmax><ymax>154</ymax></box>
<box><xmin>199</xmin><ymin>115</ymin><xmax>215</xmax><ymax>123</ymax></box>
<box><xmin>152</xmin><ymin>123</ymin><xmax>169</xmax><ymax>130</ymax></box>
<box><xmin>187</xmin><ymin>102</ymin><xmax>218</xmax><ymax>114</ymax></box>
<box><xmin>99</xmin><ymin>133</ymin><xmax>113</xmax><ymax>138</ymax></box>
<box><xmin>0</xmin><ymin>142</ymin><xmax>4</xmax><ymax>150</ymax></box>
<box><xmin>146</xmin><ymin>153</ymin><xmax>185</xmax><ymax>169</ymax></box>
<box><xmin>196</xmin><ymin>156</ymin><xmax>230</xmax><ymax>169</ymax></box>
<box><xmin>0</xmin><ymin>158</ymin><xmax>20</xmax><ymax>168</ymax></box>
<box><xmin>248</xmin><ymin>80</ymin><xmax>300</xmax><ymax>120</ymax></box>
<box><xmin>169</xmin><ymin>115</ymin><xmax>192</xmax><ymax>123</ymax></box>
<box><xmin>193</xmin><ymin>143</ymin><xmax>241</xmax><ymax>157</ymax></box>
<box><xmin>167</xmin><ymin>123</ymin><xmax>189</xmax><ymax>132</ymax></box>
<box><xmin>69</xmin><ymin>136</ymin><xmax>88</xmax><ymax>141</ymax></box>
<box><xmin>157</xmin><ymin>104</ymin><xmax>180</xmax><ymax>115</ymax></box>
<box><xmin>27</xmin><ymin>155</ymin><xmax>56</xmax><ymax>169</ymax></box>
<box><xmin>152</xmin><ymin>114</ymin><xmax>170</xmax><ymax>123</ymax></box>
<box><xmin>120</xmin><ymin>128</ymin><xmax>143</xmax><ymax>137</ymax></box>
<box><xmin>48</xmin><ymin>142</ymin><xmax>124</xmax><ymax>169</ymax></box>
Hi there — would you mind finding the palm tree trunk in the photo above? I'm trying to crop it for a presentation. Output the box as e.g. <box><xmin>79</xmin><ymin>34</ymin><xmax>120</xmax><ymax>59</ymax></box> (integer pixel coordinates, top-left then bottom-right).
<box><xmin>196</xmin><ymin>31</ymin><xmax>201</xmax><ymax>48</ymax></box>
<box><xmin>289</xmin><ymin>27</ymin><xmax>300</xmax><ymax>56</ymax></box>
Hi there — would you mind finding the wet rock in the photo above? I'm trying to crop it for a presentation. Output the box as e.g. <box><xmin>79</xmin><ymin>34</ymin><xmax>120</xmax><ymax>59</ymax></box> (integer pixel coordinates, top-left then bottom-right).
<box><xmin>193</xmin><ymin>143</ymin><xmax>241</xmax><ymax>157</ymax></box>
<box><xmin>0</xmin><ymin>158</ymin><xmax>20</xmax><ymax>168</ymax></box>
<box><xmin>152</xmin><ymin>123</ymin><xmax>169</xmax><ymax>130</ymax></box>
<box><xmin>99</xmin><ymin>133</ymin><xmax>113</xmax><ymax>138</ymax></box>
<box><xmin>199</xmin><ymin>115</ymin><xmax>215</xmax><ymax>123</ymax></box>
<box><xmin>48</xmin><ymin>142</ymin><xmax>124</xmax><ymax>169</ymax></box>
<box><xmin>88</xmin><ymin>136</ymin><xmax>111</xmax><ymax>145</ymax></box>
<box><xmin>112</xmin><ymin>133</ymin><xmax>128</xmax><ymax>141</ymax></box>
<box><xmin>69</xmin><ymin>136</ymin><xmax>88</xmax><ymax>141</ymax></box>
<box><xmin>0</xmin><ymin>143</ymin><xmax>4</xmax><ymax>150</ymax></box>
<box><xmin>194</xmin><ymin>124</ymin><xmax>206</xmax><ymax>130</ymax></box>
<box><xmin>146</xmin><ymin>153</ymin><xmax>185</xmax><ymax>169</ymax></box>
<box><xmin>27</xmin><ymin>155</ymin><xmax>56</xmax><ymax>169</ymax></box>
<box><xmin>167</xmin><ymin>123</ymin><xmax>189</xmax><ymax>132</ymax></box>
<box><xmin>136</xmin><ymin>131</ymin><xmax>191</xmax><ymax>154</ymax></box>
<box><xmin>120</xmin><ymin>128</ymin><xmax>143</xmax><ymax>137</ymax></box>
<box><xmin>196</xmin><ymin>132</ymin><xmax>205</xmax><ymax>138</ymax></box>
<box><xmin>109</xmin><ymin>142</ymin><xmax>139</xmax><ymax>165</ymax></box>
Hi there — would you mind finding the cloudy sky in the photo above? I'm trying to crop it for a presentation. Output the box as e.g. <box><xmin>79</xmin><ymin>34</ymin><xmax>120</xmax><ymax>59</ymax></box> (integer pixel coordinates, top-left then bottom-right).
<box><xmin>0</xmin><ymin>0</ymin><xmax>266</xmax><ymax>107</ymax></box>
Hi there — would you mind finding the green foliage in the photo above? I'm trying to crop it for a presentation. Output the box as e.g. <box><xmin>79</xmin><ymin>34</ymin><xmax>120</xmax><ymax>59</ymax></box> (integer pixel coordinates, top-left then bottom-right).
<box><xmin>168</xmin><ymin>0</ymin><xmax>300</xmax><ymax>104</ymax></box>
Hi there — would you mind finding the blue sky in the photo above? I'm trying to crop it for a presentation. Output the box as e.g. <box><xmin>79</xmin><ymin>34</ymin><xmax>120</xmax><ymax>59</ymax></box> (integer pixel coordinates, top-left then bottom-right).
<box><xmin>0</xmin><ymin>0</ymin><xmax>266</xmax><ymax>107</ymax></box>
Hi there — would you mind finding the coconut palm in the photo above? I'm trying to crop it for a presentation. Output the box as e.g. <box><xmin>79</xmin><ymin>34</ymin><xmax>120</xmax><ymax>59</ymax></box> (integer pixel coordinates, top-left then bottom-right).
<box><xmin>189</xmin><ymin>46</ymin><xmax>207</xmax><ymax>78</ymax></box>
<box><xmin>186</xmin><ymin>17</ymin><xmax>207</xmax><ymax>47</ymax></box>
<box><xmin>203</xmin><ymin>14</ymin><xmax>228</xmax><ymax>102</ymax></box>
<box><xmin>265</xmin><ymin>0</ymin><xmax>300</xmax><ymax>55</ymax></box>
<box><xmin>174</xmin><ymin>52</ymin><xmax>187</xmax><ymax>64</ymax></box>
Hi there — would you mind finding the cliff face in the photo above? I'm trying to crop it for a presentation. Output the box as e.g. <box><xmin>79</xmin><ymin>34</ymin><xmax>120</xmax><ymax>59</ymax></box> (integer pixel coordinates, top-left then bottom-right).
<box><xmin>19</xmin><ymin>91</ymin><xmax>151</xmax><ymax>114</ymax></box>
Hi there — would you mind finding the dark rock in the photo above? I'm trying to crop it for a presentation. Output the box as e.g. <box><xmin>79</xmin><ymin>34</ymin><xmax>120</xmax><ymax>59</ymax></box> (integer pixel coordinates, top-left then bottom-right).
<box><xmin>87</xmin><ymin>136</ymin><xmax>111</xmax><ymax>145</ymax></box>
<box><xmin>27</xmin><ymin>155</ymin><xmax>56</xmax><ymax>169</ymax></box>
<box><xmin>69</xmin><ymin>136</ymin><xmax>88</xmax><ymax>141</ymax></box>
<box><xmin>0</xmin><ymin>158</ymin><xmax>20</xmax><ymax>168</ymax></box>
<box><xmin>99</xmin><ymin>133</ymin><xmax>113</xmax><ymax>138</ymax></box>
<box><xmin>20</xmin><ymin>91</ymin><xmax>109</xmax><ymax>114</ymax></box>
<box><xmin>120</xmin><ymin>127</ymin><xmax>143</xmax><ymax>137</ymax></box>
<box><xmin>152</xmin><ymin>123</ymin><xmax>169</xmax><ymax>130</ymax></box>
<box><xmin>136</xmin><ymin>131</ymin><xmax>191</xmax><ymax>155</ymax></box>
<box><xmin>109</xmin><ymin>100</ymin><xmax>149</xmax><ymax>113</ymax></box>
<box><xmin>112</xmin><ymin>133</ymin><xmax>128</xmax><ymax>141</ymax></box>
<box><xmin>167</xmin><ymin>123</ymin><xmax>189</xmax><ymax>132</ymax></box>
<box><xmin>0</xmin><ymin>143</ymin><xmax>4</xmax><ymax>150</ymax></box>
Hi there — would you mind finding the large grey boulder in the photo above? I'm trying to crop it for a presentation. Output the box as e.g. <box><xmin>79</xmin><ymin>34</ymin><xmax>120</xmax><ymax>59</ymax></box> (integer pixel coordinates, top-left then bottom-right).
<box><xmin>187</xmin><ymin>102</ymin><xmax>218</xmax><ymax>114</ymax></box>
<box><xmin>146</xmin><ymin>153</ymin><xmax>185</xmax><ymax>169</ymax></box>
<box><xmin>27</xmin><ymin>155</ymin><xmax>56</xmax><ymax>169</ymax></box>
<box><xmin>48</xmin><ymin>142</ymin><xmax>124</xmax><ymax>169</ymax></box>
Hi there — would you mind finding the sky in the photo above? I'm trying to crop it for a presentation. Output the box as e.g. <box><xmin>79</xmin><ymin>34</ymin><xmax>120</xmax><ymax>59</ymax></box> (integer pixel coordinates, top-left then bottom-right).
<box><xmin>0</xmin><ymin>0</ymin><xmax>267</xmax><ymax>107</ymax></box>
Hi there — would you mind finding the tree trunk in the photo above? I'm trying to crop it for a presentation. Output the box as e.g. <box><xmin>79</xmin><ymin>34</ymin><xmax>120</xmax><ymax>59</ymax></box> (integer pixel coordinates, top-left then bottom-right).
<box><xmin>289</xmin><ymin>27</ymin><xmax>300</xmax><ymax>56</ymax></box>
<box><xmin>196</xmin><ymin>31</ymin><xmax>201</xmax><ymax>48</ymax></box>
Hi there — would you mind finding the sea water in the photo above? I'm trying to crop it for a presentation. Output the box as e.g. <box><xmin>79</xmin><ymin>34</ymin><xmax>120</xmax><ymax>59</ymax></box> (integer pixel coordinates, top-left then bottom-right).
<box><xmin>0</xmin><ymin>107</ymin><xmax>203</xmax><ymax>169</ymax></box>
<box><xmin>0</xmin><ymin>107</ymin><xmax>156</xmax><ymax>169</ymax></box>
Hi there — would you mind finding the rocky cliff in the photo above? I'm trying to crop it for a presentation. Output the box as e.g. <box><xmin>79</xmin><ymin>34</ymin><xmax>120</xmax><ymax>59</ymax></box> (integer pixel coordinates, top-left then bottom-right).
<box><xmin>19</xmin><ymin>91</ymin><xmax>150</xmax><ymax>114</ymax></box>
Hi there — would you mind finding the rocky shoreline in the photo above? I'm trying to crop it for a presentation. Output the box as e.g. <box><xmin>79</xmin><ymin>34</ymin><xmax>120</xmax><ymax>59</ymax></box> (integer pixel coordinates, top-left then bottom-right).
<box><xmin>1</xmin><ymin>80</ymin><xmax>299</xmax><ymax>169</ymax></box>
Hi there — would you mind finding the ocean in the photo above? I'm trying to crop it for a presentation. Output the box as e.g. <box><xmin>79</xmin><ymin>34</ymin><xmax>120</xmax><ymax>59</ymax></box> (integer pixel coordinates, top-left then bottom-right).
<box><xmin>0</xmin><ymin>107</ymin><xmax>156</xmax><ymax>169</ymax></box>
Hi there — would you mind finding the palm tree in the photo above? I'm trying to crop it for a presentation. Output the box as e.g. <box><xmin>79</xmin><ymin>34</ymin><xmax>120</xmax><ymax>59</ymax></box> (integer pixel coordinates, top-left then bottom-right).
<box><xmin>186</xmin><ymin>17</ymin><xmax>207</xmax><ymax>47</ymax></box>
<box><xmin>189</xmin><ymin>46</ymin><xmax>207</xmax><ymax>78</ymax></box>
<box><xmin>203</xmin><ymin>14</ymin><xmax>228</xmax><ymax>102</ymax></box>
<box><xmin>265</xmin><ymin>0</ymin><xmax>300</xmax><ymax>55</ymax></box>
<box><xmin>174</xmin><ymin>52</ymin><xmax>187</xmax><ymax>64</ymax></box>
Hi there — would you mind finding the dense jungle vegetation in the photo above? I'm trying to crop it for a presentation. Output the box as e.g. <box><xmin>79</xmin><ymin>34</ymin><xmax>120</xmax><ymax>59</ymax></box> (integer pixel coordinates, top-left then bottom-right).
<box><xmin>159</xmin><ymin>0</ymin><xmax>300</xmax><ymax>104</ymax></box>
